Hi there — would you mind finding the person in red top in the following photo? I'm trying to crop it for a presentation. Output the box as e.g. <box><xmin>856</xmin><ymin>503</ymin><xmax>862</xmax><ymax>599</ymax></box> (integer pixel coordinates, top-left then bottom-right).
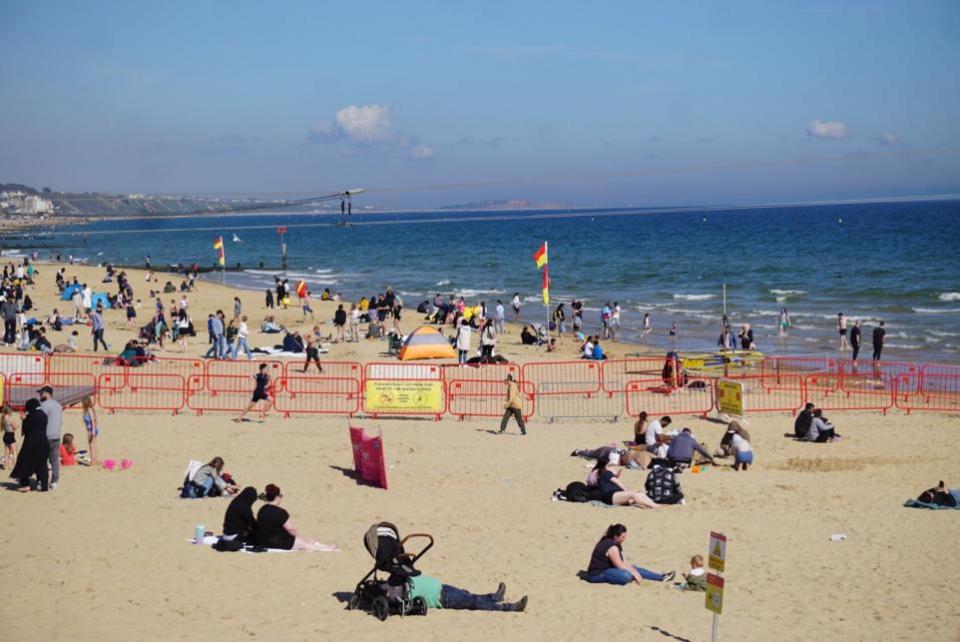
<box><xmin>59</xmin><ymin>433</ymin><xmax>78</xmax><ymax>466</ymax></box>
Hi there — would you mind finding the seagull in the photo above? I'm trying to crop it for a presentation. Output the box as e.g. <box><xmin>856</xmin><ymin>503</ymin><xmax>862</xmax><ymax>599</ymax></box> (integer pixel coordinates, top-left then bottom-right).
<box><xmin>232</xmin><ymin>233</ymin><xmax>242</xmax><ymax>243</ymax></box>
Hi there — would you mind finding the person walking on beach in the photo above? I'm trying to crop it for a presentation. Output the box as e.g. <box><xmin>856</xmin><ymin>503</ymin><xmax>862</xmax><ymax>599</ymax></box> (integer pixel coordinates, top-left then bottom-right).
<box><xmin>601</xmin><ymin>303</ymin><xmax>613</xmax><ymax>340</ymax></box>
<box><xmin>301</xmin><ymin>333</ymin><xmax>324</xmax><ymax>373</ymax></box>
<box><xmin>90</xmin><ymin>307</ymin><xmax>108</xmax><ymax>352</ymax></box>
<box><xmin>235</xmin><ymin>363</ymin><xmax>271</xmax><ymax>422</ymax></box>
<box><xmin>669</xmin><ymin>321</ymin><xmax>678</xmax><ymax>347</ymax></box>
<box><xmin>39</xmin><ymin>386</ymin><xmax>63</xmax><ymax>490</ymax></box>
<box><xmin>1</xmin><ymin>295</ymin><xmax>16</xmax><ymax>345</ymax></box>
<box><xmin>837</xmin><ymin>313</ymin><xmax>848</xmax><ymax>350</ymax></box>
<box><xmin>71</xmin><ymin>287</ymin><xmax>83</xmax><ymax>320</ymax></box>
<box><xmin>499</xmin><ymin>374</ymin><xmax>526</xmax><ymax>435</ymax></box>
<box><xmin>872</xmin><ymin>321</ymin><xmax>885</xmax><ymax>363</ymax></box>
<box><xmin>205</xmin><ymin>311</ymin><xmax>225</xmax><ymax>359</ymax></box>
<box><xmin>571</xmin><ymin>299</ymin><xmax>583</xmax><ymax>334</ymax></box>
<box><xmin>232</xmin><ymin>315</ymin><xmax>253</xmax><ymax>360</ymax></box>
<box><xmin>233</xmin><ymin>297</ymin><xmax>242</xmax><ymax>319</ymax></box>
<box><xmin>850</xmin><ymin>320</ymin><xmax>862</xmax><ymax>363</ymax></box>
<box><xmin>494</xmin><ymin>300</ymin><xmax>505</xmax><ymax>334</ymax></box>
<box><xmin>641</xmin><ymin>313</ymin><xmax>652</xmax><ymax>342</ymax></box>
<box><xmin>511</xmin><ymin>293</ymin><xmax>521</xmax><ymax>318</ymax></box>
<box><xmin>265</xmin><ymin>289</ymin><xmax>274</xmax><ymax>309</ymax></box>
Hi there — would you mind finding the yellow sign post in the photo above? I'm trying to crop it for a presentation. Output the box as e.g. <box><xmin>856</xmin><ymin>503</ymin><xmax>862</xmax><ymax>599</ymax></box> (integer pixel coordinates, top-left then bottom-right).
<box><xmin>364</xmin><ymin>380</ymin><xmax>443</xmax><ymax>414</ymax></box>
<box><xmin>705</xmin><ymin>531</ymin><xmax>728</xmax><ymax>641</ymax></box>
<box><xmin>716</xmin><ymin>379</ymin><xmax>744</xmax><ymax>417</ymax></box>
<box><xmin>705</xmin><ymin>573</ymin><xmax>724</xmax><ymax>614</ymax></box>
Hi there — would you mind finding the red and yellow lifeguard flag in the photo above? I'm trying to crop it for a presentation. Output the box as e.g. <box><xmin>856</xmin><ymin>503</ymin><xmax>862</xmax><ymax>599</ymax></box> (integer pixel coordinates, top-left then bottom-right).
<box><xmin>213</xmin><ymin>236</ymin><xmax>225</xmax><ymax>266</ymax></box>
<box><xmin>533</xmin><ymin>242</ymin><xmax>548</xmax><ymax>268</ymax></box>
<box><xmin>541</xmin><ymin>265</ymin><xmax>550</xmax><ymax>305</ymax></box>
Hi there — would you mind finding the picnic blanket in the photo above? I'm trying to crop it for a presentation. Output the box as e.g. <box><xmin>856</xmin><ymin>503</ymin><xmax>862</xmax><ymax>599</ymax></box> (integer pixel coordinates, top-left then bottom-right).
<box><xmin>185</xmin><ymin>536</ymin><xmax>294</xmax><ymax>553</ymax></box>
<box><xmin>903</xmin><ymin>493</ymin><xmax>960</xmax><ymax>510</ymax></box>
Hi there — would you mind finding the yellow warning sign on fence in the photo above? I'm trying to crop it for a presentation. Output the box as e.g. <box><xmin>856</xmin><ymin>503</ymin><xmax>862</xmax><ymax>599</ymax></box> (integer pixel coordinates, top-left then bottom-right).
<box><xmin>364</xmin><ymin>380</ymin><xmax>443</xmax><ymax>413</ymax></box>
<box><xmin>717</xmin><ymin>379</ymin><xmax>744</xmax><ymax>416</ymax></box>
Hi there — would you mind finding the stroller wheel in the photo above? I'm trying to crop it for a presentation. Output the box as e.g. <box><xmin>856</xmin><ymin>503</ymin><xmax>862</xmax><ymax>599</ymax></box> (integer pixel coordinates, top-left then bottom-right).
<box><xmin>372</xmin><ymin>596</ymin><xmax>390</xmax><ymax>621</ymax></box>
<box><xmin>412</xmin><ymin>596</ymin><xmax>428</xmax><ymax>616</ymax></box>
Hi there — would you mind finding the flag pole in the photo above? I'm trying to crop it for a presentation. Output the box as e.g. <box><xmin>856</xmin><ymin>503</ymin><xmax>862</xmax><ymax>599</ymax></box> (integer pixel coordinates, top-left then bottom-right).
<box><xmin>543</xmin><ymin>242</ymin><xmax>549</xmax><ymax>349</ymax></box>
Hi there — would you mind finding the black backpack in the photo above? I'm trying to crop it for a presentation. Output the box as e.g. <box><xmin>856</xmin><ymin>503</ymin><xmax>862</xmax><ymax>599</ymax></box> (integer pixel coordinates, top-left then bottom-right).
<box><xmin>645</xmin><ymin>465</ymin><xmax>684</xmax><ymax>505</ymax></box>
<box><xmin>556</xmin><ymin>481</ymin><xmax>603</xmax><ymax>503</ymax></box>
<box><xmin>212</xmin><ymin>537</ymin><xmax>244</xmax><ymax>552</ymax></box>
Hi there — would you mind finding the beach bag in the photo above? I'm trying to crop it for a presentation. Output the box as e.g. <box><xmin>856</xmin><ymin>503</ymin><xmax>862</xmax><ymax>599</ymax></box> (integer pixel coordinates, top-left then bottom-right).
<box><xmin>562</xmin><ymin>481</ymin><xmax>591</xmax><ymax>502</ymax></box>
<box><xmin>645</xmin><ymin>465</ymin><xmax>684</xmax><ymax>505</ymax></box>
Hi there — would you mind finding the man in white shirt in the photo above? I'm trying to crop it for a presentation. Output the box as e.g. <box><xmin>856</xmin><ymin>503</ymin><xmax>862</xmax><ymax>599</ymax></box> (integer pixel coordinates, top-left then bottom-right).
<box><xmin>81</xmin><ymin>284</ymin><xmax>93</xmax><ymax>312</ymax></box>
<box><xmin>582</xmin><ymin>338</ymin><xmax>594</xmax><ymax>359</ymax></box>
<box><xmin>644</xmin><ymin>416</ymin><xmax>673</xmax><ymax>455</ymax></box>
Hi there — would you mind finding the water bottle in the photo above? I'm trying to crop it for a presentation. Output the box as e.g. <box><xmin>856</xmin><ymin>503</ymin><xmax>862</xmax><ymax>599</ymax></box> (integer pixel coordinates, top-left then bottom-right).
<box><xmin>194</xmin><ymin>524</ymin><xmax>205</xmax><ymax>545</ymax></box>
<box><xmin>829</xmin><ymin>533</ymin><xmax>847</xmax><ymax>542</ymax></box>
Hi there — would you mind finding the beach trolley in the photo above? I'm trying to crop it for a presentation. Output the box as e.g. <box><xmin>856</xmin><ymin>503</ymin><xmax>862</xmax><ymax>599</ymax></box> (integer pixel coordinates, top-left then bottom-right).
<box><xmin>348</xmin><ymin>522</ymin><xmax>434</xmax><ymax>621</ymax></box>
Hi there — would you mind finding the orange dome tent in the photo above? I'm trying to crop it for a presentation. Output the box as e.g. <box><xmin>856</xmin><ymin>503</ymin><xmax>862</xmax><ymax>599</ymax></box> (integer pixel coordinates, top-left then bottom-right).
<box><xmin>398</xmin><ymin>326</ymin><xmax>457</xmax><ymax>361</ymax></box>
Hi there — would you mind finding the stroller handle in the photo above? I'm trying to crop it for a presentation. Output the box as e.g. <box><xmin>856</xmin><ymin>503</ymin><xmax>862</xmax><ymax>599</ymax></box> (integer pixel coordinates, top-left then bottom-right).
<box><xmin>400</xmin><ymin>533</ymin><xmax>434</xmax><ymax>564</ymax></box>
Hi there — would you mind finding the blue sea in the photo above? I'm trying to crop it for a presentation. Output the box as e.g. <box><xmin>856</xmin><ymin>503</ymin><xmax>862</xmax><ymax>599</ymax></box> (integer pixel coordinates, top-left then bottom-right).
<box><xmin>15</xmin><ymin>199</ymin><xmax>960</xmax><ymax>362</ymax></box>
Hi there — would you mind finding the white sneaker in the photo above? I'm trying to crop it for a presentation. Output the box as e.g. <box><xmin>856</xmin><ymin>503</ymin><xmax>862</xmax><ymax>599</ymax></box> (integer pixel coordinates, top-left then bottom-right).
<box><xmin>50</xmin><ymin>482</ymin><xmax>58</xmax><ymax>490</ymax></box>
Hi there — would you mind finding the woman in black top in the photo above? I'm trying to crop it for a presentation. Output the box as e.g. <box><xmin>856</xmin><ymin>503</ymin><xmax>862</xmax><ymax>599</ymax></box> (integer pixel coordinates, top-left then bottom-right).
<box><xmin>592</xmin><ymin>456</ymin><xmax>660</xmax><ymax>509</ymax></box>
<box><xmin>222</xmin><ymin>486</ymin><xmax>258</xmax><ymax>544</ymax></box>
<box><xmin>585</xmin><ymin>524</ymin><xmax>674</xmax><ymax>585</ymax></box>
<box><xmin>254</xmin><ymin>484</ymin><xmax>338</xmax><ymax>551</ymax></box>
<box><xmin>234</xmin><ymin>363</ymin><xmax>271</xmax><ymax>423</ymax></box>
<box><xmin>9</xmin><ymin>398</ymin><xmax>50</xmax><ymax>492</ymax></box>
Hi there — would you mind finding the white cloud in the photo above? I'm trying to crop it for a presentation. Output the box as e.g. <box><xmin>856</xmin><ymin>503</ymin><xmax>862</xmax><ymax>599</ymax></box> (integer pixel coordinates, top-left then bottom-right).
<box><xmin>410</xmin><ymin>144</ymin><xmax>435</xmax><ymax>159</ymax></box>
<box><xmin>309</xmin><ymin>104</ymin><xmax>394</xmax><ymax>144</ymax></box>
<box><xmin>807</xmin><ymin>120</ymin><xmax>849</xmax><ymax>140</ymax></box>
<box><xmin>874</xmin><ymin>132</ymin><xmax>901</xmax><ymax>146</ymax></box>
<box><xmin>308</xmin><ymin>104</ymin><xmax>434</xmax><ymax>159</ymax></box>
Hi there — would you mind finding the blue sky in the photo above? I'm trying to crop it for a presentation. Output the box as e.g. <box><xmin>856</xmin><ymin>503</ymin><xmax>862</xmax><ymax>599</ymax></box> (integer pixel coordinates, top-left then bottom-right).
<box><xmin>1</xmin><ymin>1</ymin><xmax>958</xmax><ymax>207</ymax></box>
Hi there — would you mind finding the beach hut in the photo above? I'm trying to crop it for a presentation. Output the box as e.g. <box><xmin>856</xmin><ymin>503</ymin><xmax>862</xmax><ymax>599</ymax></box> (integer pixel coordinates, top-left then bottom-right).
<box><xmin>60</xmin><ymin>284</ymin><xmax>82</xmax><ymax>300</ymax></box>
<box><xmin>398</xmin><ymin>326</ymin><xmax>456</xmax><ymax>361</ymax></box>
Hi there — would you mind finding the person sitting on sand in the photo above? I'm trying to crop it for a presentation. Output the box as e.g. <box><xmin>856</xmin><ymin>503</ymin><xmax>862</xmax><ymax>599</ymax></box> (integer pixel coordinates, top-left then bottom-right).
<box><xmin>581</xmin><ymin>336</ymin><xmax>595</xmax><ymax>359</ymax></box>
<box><xmin>806</xmin><ymin>409</ymin><xmax>840</xmax><ymax>443</ymax></box>
<box><xmin>222</xmin><ymin>486</ymin><xmax>258</xmax><ymax>545</ymax></box>
<box><xmin>682</xmin><ymin>555</ymin><xmax>707</xmax><ymax>591</ymax></box>
<box><xmin>191</xmin><ymin>457</ymin><xmax>237</xmax><ymax>497</ymax></box>
<box><xmin>520</xmin><ymin>325</ymin><xmax>537</xmax><ymax>345</ymax></box>
<box><xmin>592</xmin><ymin>456</ymin><xmax>660</xmax><ymax>508</ymax></box>
<box><xmin>59</xmin><ymin>433</ymin><xmax>78</xmax><ymax>466</ymax></box>
<box><xmin>585</xmin><ymin>523</ymin><xmax>675</xmax><ymax>585</ymax></box>
<box><xmin>644</xmin><ymin>415</ymin><xmax>672</xmax><ymax>455</ymax></box>
<box><xmin>254</xmin><ymin>484</ymin><xmax>338</xmax><ymax>551</ymax></box>
<box><xmin>260</xmin><ymin>316</ymin><xmax>283</xmax><ymax>333</ymax></box>
<box><xmin>794</xmin><ymin>403</ymin><xmax>815</xmax><ymax>439</ymax></box>
<box><xmin>282</xmin><ymin>330</ymin><xmax>304</xmax><ymax>353</ymax></box>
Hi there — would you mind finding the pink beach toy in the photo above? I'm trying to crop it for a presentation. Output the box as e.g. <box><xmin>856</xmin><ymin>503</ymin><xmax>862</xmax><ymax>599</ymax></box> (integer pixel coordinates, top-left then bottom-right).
<box><xmin>102</xmin><ymin>459</ymin><xmax>117</xmax><ymax>470</ymax></box>
<box><xmin>120</xmin><ymin>459</ymin><xmax>133</xmax><ymax>470</ymax></box>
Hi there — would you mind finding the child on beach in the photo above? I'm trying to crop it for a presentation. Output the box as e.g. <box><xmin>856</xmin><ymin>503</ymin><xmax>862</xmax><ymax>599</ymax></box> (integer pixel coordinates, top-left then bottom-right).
<box><xmin>2</xmin><ymin>405</ymin><xmax>16</xmax><ymax>469</ymax></box>
<box><xmin>60</xmin><ymin>433</ymin><xmax>78</xmax><ymax>466</ymax></box>
<box><xmin>82</xmin><ymin>396</ymin><xmax>99</xmax><ymax>464</ymax></box>
<box><xmin>731</xmin><ymin>428</ymin><xmax>754</xmax><ymax>471</ymax></box>
<box><xmin>682</xmin><ymin>555</ymin><xmax>707</xmax><ymax>591</ymax></box>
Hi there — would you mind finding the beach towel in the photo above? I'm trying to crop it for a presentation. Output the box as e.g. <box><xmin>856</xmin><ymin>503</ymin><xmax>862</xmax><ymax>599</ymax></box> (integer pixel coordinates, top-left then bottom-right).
<box><xmin>185</xmin><ymin>536</ymin><xmax>294</xmax><ymax>553</ymax></box>
<box><xmin>904</xmin><ymin>495</ymin><xmax>960</xmax><ymax>510</ymax></box>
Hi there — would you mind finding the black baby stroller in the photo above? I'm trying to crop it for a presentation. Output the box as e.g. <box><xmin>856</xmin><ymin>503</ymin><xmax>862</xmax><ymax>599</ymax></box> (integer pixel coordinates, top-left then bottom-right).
<box><xmin>348</xmin><ymin>522</ymin><xmax>434</xmax><ymax>621</ymax></box>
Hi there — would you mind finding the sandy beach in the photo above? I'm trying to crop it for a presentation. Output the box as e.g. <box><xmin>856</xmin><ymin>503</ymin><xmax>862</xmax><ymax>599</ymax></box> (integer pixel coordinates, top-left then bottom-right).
<box><xmin>2</xmin><ymin>263</ymin><xmax>959</xmax><ymax>642</ymax></box>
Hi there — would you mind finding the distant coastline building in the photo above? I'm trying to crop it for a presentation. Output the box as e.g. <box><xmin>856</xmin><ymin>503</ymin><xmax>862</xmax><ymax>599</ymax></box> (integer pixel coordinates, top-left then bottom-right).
<box><xmin>0</xmin><ymin>190</ymin><xmax>55</xmax><ymax>215</ymax></box>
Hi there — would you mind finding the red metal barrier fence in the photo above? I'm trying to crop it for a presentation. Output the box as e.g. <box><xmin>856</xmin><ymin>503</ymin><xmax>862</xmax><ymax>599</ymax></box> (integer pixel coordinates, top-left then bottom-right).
<box><xmin>625</xmin><ymin>378</ymin><xmax>714</xmax><ymax>418</ymax></box>
<box><xmin>727</xmin><ymin>374</ymin><xmax>805</xmax><ymax>414</ymax></box>
<box><xmin>2</xmin><ymin>351</ymin><xmax>959</xmax><ymax>420</ymax></box>
<box><xmin>895</xmin><ymin>374</ymin><xmax>960</xmax><ymax>414</ymax></box>
<box><xmin>98</xmin><ymin>373</ymin><xmax>186</xmax><ymax>414</ymax></box>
